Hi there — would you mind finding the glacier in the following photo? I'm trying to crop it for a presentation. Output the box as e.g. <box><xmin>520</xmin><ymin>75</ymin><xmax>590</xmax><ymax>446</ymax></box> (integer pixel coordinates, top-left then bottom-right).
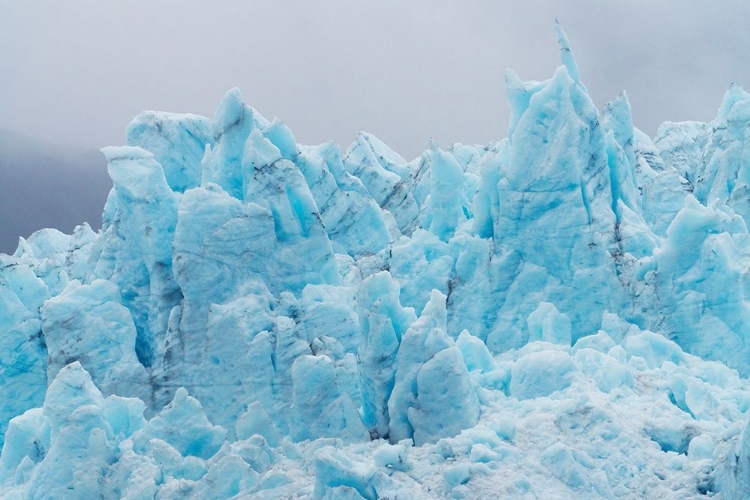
<box><xmin>3</xmin><ymin>24</ymin><xmax>750</xmax><ymax>498</ymax></box>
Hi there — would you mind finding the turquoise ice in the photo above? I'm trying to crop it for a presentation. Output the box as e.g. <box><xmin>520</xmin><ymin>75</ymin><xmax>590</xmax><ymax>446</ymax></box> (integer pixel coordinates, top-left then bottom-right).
<box><xmin>2</xmin><ymin>23</ymin><xmax>750</xmax><ymax>498</ymax></box>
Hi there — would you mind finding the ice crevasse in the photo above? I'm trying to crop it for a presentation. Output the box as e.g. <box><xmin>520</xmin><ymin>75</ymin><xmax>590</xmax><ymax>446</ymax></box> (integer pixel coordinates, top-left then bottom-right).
<box><xmin>4</xmin><ymin>24</ymin><xmax>750</xmax><ymax>498</ymax></box>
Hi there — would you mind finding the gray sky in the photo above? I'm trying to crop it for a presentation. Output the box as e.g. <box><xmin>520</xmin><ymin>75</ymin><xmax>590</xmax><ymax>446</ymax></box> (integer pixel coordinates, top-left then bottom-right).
<box><xmin>3</xmin><ymin>1</ymin><xmax>750</xmax><ymax>159</ymax></box>
<box><xmin>1</xmin><ymin>1</ymin><xmax>750</xmax><ymax>252</ymax></box>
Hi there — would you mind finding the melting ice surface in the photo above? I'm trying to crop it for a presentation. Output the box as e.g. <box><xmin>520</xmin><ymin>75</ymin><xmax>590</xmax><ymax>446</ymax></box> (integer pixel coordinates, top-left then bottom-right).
<box><xmin>4</xmin><ymin>25</ymin><xmax>750</xmax><ymax>498</ymax></box>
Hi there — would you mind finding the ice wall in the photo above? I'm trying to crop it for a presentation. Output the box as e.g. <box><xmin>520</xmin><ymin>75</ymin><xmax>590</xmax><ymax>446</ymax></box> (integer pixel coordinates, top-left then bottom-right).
<box><xmin>2</xmin><ymin>23</ymin><xmax>750</xmax><ymax>498</ymax></box>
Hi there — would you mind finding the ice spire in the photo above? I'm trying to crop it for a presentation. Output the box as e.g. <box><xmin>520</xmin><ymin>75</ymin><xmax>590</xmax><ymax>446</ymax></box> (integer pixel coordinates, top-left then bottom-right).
<box><xmin>554</xmin><ymin>19</ymin><xmax>588</xmax><ymax>94</ymax></box>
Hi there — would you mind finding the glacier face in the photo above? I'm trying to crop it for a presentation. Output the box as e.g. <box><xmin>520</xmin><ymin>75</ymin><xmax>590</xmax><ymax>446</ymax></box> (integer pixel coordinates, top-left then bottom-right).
<box><xmin>3</xmin><ymin>25</ymin><xmax>750</xmax><ymax>498</ymax></box>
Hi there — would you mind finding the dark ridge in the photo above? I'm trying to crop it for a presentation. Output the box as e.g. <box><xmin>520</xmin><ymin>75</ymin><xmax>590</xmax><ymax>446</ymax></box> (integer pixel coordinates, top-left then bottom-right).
<box><xmin>0</xmin><ymin>127</ymin><xmax>111</xmax><ymax>254</ymax></box>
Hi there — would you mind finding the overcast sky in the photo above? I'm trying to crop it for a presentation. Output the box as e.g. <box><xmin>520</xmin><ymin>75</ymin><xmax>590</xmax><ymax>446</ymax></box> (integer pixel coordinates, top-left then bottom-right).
<box><xmin>1</xmin><ymin>1</ymin><xmax>750</xmax><ymax>252</ymax></box>
<box><xmin>3</xmin><ymin>1</ymin><xmax>750</xmax><ymax>159</ymax></box>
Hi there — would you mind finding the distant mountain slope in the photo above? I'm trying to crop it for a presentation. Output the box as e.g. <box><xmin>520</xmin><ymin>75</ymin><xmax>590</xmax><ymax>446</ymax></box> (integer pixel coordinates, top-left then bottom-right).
<box><xmin>0</xmin><ymin>127</ymin><xmax>111</xmax><ymax>254</ymax></box>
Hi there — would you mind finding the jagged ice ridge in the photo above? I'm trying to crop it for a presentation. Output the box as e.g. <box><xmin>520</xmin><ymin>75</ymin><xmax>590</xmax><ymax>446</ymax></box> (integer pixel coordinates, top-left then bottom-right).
<box><xmin>3</xmin><ymin>24</ymin><xmax>750</xmax><ymax>498</ymax></box>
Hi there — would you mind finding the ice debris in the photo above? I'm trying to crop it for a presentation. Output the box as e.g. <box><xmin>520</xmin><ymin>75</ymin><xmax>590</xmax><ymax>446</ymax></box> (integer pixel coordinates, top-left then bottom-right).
<box><xmin>2</xmin><ymin>25</ymin><xmax>750</xmax><ymax>498</ymax></box>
